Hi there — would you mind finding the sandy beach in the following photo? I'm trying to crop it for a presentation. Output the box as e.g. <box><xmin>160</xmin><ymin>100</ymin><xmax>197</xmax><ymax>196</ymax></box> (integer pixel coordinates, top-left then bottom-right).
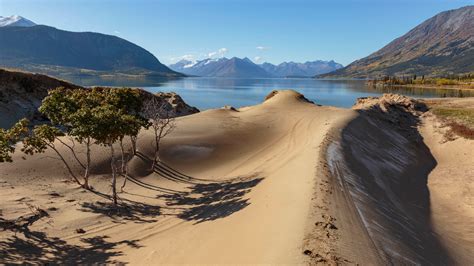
<box><xmin>1</xmin><ymin>90</ymin><xmax>473</xmax><ymax>264</ymax></box>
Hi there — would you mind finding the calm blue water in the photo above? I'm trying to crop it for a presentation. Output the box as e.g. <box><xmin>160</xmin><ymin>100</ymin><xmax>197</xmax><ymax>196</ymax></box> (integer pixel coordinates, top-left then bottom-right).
<box><xmin>68</xmin><ymin>76</ymin><xmax>473</xmax><ymax>110</ymax></box>
<box><xmin>139</xmin><ymin>78</ymin><xmax>472</xmax><ymax>110</ymax></box>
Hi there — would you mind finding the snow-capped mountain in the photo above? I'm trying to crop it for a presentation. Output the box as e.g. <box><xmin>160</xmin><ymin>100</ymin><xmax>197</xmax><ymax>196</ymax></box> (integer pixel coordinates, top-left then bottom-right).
<box><xmin>0</xmin><ymin>15</ymin><xmax>36</xmax><ymax>27</ymax></box>
<box><xmin>170</xmin><ymin>58</ymin><xmax>343</xmax><ymax>78</ymax></box>
<box><xmin>169</xmin><ymin>57</ymin><xmax>272</xmax><ymax>78</ymax></box>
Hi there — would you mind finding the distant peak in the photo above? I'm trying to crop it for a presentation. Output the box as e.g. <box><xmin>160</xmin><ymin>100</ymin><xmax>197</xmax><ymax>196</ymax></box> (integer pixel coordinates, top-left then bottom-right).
<box><xmin>0</xmin><ymin>15</ymin><xmax>36</xmax><ymax>27</ymax></box>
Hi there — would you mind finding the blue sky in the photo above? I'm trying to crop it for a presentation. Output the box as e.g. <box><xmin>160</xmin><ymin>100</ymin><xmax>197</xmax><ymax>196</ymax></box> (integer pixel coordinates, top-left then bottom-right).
<box><xmin>1</xmin><ymin>0</ymin><xmax>472</xmax><ymax>66</ymax></box>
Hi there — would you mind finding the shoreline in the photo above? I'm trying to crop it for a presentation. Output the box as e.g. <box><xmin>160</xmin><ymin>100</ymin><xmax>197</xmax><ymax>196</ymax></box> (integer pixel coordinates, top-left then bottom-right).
<box><xmin>369</xmin><ymin>83</ymin><xmax>474</xmax><ymax>91</ymax></box>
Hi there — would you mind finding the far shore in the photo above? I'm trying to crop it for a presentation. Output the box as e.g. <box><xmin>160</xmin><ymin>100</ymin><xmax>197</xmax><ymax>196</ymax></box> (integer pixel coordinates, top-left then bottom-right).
<box><xmin>366</xmin><ymin>79</ymin><xmax>474</xmax><ymax>91</ymax></box>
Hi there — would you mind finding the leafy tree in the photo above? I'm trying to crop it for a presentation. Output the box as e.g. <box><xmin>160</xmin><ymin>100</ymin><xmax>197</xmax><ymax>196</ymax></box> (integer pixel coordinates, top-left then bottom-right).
<box><xmin>88</xmin><ymin>88</ymin><xmax>147</xmax><ymax>204</ymax></box>
<box><xmin>0</xmin><ymin>119</ymin><xmax>29</xmax><ymax>163</ymax></box>
<box><xmin>6</xmin><ymin>87</ymin><xmax>148</xmax><ymax>204</ymax></box>
<box><xmin>22</xmin><ymin>124</ymin><xmax>83</xmax><ymax>186</ymax></box>
<box><xmin>39</xmin><ymin>87</ymin><xmax>96</xmax><ymax>189</ymax></box>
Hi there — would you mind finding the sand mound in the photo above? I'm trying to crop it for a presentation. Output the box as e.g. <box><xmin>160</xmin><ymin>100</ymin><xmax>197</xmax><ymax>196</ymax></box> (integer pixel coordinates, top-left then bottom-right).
<box><xmin>264</xmin><ymin>89</ymin><xmax>315</xmax><ymax>104</ymax></box>
<box><xmin>0</xmin><ymin>89</ymin><xmax>352</xmax><ymax>264</ymax></box>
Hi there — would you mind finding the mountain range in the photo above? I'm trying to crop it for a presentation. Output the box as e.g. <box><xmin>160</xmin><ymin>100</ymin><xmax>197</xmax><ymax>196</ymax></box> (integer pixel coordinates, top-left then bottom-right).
<box><xmin>3</xmin><ymin>5</ymin><xmax>472</xmax><ymax>82</ymax></box>
<box><xmin>169</xmin><ymin>58</ymin><xmax>342</xmax><ymax>78</ymax></box>
<box><xmin>170</xmin><ymin>57</ymin><xmax>272</xmax><ymax>78</ymax></box>
<box><xmin>260</xmin><ymin>60</ymin><xmax>343</xmax><ymax>77</ymax></box>
<box><xmin>322</xmin><ymin>5</ymin><xmax>474</xmax><ymax>78</ymax></box>
<box><xmin>0</xmin><ymin>17</ymin><xmax>182</xmax><ymax>79</ymax></box>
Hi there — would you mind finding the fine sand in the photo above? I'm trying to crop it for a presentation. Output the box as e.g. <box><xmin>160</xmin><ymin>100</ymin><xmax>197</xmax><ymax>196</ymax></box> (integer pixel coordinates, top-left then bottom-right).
<box><xmin>420</xmin><ymin>109</ymin><xmax>474</xmax><ymax>264</ymax></box>
<box><xmin>0</xmin><ymin>90</ymin><xmax>353</xmax><ymax>264</ymax></box>
<box><xmin>1</xmin><ymin>91</ymin><xmax>473</xmax><ymax>264</ymax></box>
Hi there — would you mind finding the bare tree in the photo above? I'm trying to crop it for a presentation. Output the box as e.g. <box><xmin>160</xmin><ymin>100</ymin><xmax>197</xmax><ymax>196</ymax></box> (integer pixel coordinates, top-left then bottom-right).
<box><xmin>143</xmin><ymin>97</ymin><xmax>176</xmax><ymax>169</ymax></box>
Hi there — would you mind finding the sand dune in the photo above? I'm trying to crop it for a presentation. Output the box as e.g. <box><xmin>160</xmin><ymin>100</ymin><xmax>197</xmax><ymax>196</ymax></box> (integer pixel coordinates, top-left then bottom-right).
<box><xmin>0</xmin><ymin>90</ymin><xmax>352</xmax><ymax>264</ymax></box>
<box><xmin>1</xmin><ymin>91</ymin><xmax>473</xmax><ymax>264</ymax></box>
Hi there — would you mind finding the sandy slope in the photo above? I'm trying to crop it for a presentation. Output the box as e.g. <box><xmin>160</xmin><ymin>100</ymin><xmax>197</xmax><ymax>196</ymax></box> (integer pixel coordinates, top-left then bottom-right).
<box><xmin>0</xmin><ymin>90</ymin><xmax>352</xmax><ymax>264</ymax></box>
<box><xmin>1</xmin><ymin>91</ymin><xmax>473</xmax><ymax>264</ymax></box>
<box><xmin>324</xmin><ymin>95</ymin><xmax>474</xmax><ymax>264</ymax></box>
<box><xmin>420</xmin><ymin>112</ymin><xmax>474</xmax><ymax>264</ymax></box>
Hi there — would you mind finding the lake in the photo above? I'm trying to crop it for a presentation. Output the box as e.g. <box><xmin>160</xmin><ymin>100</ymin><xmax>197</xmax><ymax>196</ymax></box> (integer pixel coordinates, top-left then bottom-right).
<box><xmin>141</xmin><ymin>78</ymin><xmax>473</xmax><ymax>110</ymax></box>
<box><xmin>69</xmin><ymin>76</ymin><xmax>474</xmax><ymax>110</ymax></box>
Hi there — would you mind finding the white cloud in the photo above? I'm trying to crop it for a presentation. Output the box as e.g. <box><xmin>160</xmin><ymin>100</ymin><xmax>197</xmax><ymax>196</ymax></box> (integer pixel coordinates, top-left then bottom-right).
<box><xmin>254</xmin><ymin>56</ymin><xmax>263</xmax><ymax>63</ymax></box>
<box><xmin>170</xmin><ymin>54</ymin><xmax>196</xmax><ymax>63</ymax></box>
<box><xmin>114</xmin><ymin>30</ymin><xmax>121</xmax><ymax>35</ymax></box>
<box><xmin>180</xmin><ymin>54</ymin><xmax>195</xmax><ymax>61</ymax></box>
<box><xmin>169</xmin><ymin>48</ymin><xmax>228</xmax><ymax>64</ymax></box>
<box><xmin>256</xmin><ymin>46</ymin><xmax>270</xmax><ymax>51</ymax></box>
<box><xmin>208</xmin><ymin>47</ymin><xmax>228</xmax><ymax>58</ymax></box>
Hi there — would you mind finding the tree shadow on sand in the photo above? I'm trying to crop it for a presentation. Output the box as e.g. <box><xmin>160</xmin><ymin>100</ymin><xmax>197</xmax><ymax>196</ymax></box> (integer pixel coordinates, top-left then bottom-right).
<box><xmin>122</xmin><ymin>152</ymin><xmax>265</xmax><ymax>224</ymax></box>
<box><xmin>159</xmin><ymin>175</ymin><xmax>264</xmax><ymax>224</ymax></box>
<box><xmin>79</xmin><ymin>190</ymin><xmax>162</xmax><ymax>224</ymax></box>
<box><xmin>0</xmin><ymin>215</ymin><xmax>141</xmax><ymax>264</ymax></box>
<box><xmin>79</xmin><ymin>169</ymin><xmax>263</xmax><ymax>225</ymax></box>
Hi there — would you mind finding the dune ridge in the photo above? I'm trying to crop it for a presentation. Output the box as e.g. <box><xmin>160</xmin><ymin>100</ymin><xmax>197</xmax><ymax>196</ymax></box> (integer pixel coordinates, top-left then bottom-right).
<box><xmin>325</xmin><ymin>94</ymin><xmax>474</xmax><ymax>264</ymax></box>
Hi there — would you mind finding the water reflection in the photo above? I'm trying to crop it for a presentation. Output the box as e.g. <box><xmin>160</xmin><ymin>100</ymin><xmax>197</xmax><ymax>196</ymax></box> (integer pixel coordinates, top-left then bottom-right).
<box><xmin>363</xmin><ymin>85</ymin><xmax>473</xmax><ymax>98</ymax></box>
<box><xmin>64</xmin><ymin>75</ymin><xmax>179</xmax><ymax>87</ymax></box>
<box><xmin>66</xmin><ymin>76</ymin><xmax>474</xmax><ymax>109</ymax></box>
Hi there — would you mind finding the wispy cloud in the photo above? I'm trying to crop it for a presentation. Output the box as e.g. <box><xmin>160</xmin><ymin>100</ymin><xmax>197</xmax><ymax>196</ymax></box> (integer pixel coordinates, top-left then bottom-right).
<box><xmin>256</xmin><ymin>46</ymin><xmax>271</xmax><ymax>51</ymax></box>
<box><xmin>170</xmin><ymin>54</ymin><xmax>196</xmax><ymax>63</ymax></box>
<box><xmin>208</xmin><ymin>47</ymin><xmax>228</xmax><ymax>58</ymax></box>
<box><xmin>169</xmin><ymin>48</ymin><xmax>228</xmax><ymax>64</ymax></box>
<box><xmin>114</xmin><ymin>30</ymin><xmax>121</xmax><ymax>35</ymax></box>
<box><xmin>254</xmin><ymin>56</ymin><xmax>263</xmax><ymax>63</ymax></box>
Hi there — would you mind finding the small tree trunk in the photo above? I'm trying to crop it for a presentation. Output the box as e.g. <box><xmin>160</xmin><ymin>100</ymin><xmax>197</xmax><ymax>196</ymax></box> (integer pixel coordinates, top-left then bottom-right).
<box><xmin>120</xmin><ymin>174</ymin><xmax>128</xmax><ymax>192</ymax></box>
<box><xmin>83</xmin><ymin>137</ymin><xmax>91</xmax><ymax>189</ymax></box>
<box><xmin>120</xmin><ymin>138</ymin><xmax>125</xmax><ymax>174</ymax></box>
<box><xmin>110</xmin><ymin>144</ymin><xmax>118</xmax><ymax>205</ymax></box>
<box><xmin>130</xmin><ymin>135</ymin><xmax>137</xmax><ymax>155</ymax></box>
<box><xmin>152</xmin><ymin>128</ymin><xmax>159</xmax><ymax>169</ymax></box>
<box><xmin>122</xmin><ymin>135</ymin><xmax>138</xmax><ymax>192</ymax></box>
<box><xmin>57</xmin><ymin>138</ymin><xmax>85</xmax><ymax>170</ymax></box>
<box><xmin>49</xmin><ymin>144</ymin><xmax>82</xmax><ymax>187</ymax></box>
<box><xmin>119</xmin><ymin>138</ymin><xmax>127</xmax><ymax>192</ymax></box>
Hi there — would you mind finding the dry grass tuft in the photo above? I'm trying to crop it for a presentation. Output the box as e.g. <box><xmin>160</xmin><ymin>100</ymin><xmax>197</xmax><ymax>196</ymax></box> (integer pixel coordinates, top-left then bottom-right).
<box><xmin>430</xmin><ymin>107</ymin><xmax>474</xmax><ymax>140</ymax></box>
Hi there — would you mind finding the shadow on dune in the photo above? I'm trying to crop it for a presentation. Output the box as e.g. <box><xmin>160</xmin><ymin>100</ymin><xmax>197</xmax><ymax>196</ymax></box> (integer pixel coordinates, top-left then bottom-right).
<box><xmin>80</xmin><ymin>200</ymin><xmax>162</xmax><ymax>224</ymax></box>
<box><xmin>78</xmin><ymin>188</ymin><xmax>162</xmax><ymax>223</ymax></box>
<box><xmin>126</xmin><ymin>151</ymin><xmax>265</xmax><ymax>224</ymax></box>
<box><xmin>134</xmin><ymin>151</ymin><xmax>214</xmax><ymax>183</ymax></box>
<box><xmin>159</xmin><ymin>176</ymin><xmax>263</xmax><ymax>224</ymax></box>
<box><xmin>0</xmin><ymin>216</ymin><xmax>141</xmax><ymax>264</ymax></box>
<box><xmin>81</xmin><ymin>153</ymin><xmax>263</xmax><ymax>225</ymax></box>
<box><xmin>328</xmin><ymin>98</ymin><xmax>453</xmax><ymax>264</ymax></box>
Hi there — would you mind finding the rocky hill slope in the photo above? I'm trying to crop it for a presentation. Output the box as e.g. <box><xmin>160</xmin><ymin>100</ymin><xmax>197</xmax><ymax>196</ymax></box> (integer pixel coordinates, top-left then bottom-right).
<box><xmin>0</xmin><ymin>24</ymin><xmax>183</xmax><ymax>79</ymax></box>
<box><xmin>321</xmin><ymin>6</ymin><xmax>474</xmax><ymax>78</ymax></box>
<box><xmin>0</xmin><ymin>69</ymin><xmax>198</xmax><ymax>129</ymax></box>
